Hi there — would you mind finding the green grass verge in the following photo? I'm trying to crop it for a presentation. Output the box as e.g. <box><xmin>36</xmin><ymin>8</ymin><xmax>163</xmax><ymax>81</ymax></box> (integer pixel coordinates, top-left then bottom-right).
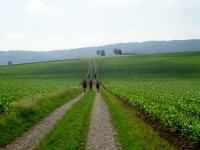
<box><xmin>101</xmin><ymin>89</ymin><xmax>176</xmax><ymax>150</ymax></box>
<box><xmin>37</xmin><ymin>91</ymin><xmax>95</xmax><ymax>150</ymax></box>
<box><xmin>0</xmin><ymin>88</ymin><xmax>81</xmax><ymax>147</ymax></box>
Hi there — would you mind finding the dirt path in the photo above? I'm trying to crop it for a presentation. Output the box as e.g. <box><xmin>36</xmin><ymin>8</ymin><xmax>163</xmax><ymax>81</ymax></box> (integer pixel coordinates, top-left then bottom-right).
<box><xmin>86</xmin><ymin>92</ymin><xmax>120</xmax><ymax>150</ymax></box>
<box><xmin>1</xmin><ymin>93</ymin><xmax>85</xmax><ymax>150</ymax></box>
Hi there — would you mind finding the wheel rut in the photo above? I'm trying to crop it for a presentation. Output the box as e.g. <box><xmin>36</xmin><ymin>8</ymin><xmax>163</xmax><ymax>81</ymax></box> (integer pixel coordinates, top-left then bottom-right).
<box><xmin>0</xmin><ymin>93</ymin><xmax>85</xmax><ymax>150</ymax></box>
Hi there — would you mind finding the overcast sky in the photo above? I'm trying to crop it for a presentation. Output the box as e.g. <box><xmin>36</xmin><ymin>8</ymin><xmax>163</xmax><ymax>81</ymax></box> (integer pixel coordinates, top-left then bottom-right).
<box><xmin>0</xmin><ymin>0</ymin><xmax>200</xmax><ymax>51</ymax></box>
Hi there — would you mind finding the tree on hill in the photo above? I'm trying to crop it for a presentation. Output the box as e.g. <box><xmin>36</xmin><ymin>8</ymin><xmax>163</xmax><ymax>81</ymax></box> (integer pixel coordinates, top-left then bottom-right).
<box><xmin>100</xmin><ymin>50</ymin><xmax>106</xmax><ymax>56</ymax></box>
<box><xmin>97</xmin><ymin>50</ymin><xmax>106</xmax><ymax>56</ymax></box>
<box><xmin>96</xmin><ymin>50</ymin><xmax>100</xmax><ymax>56</ymax></box>
<box><xmin>113</xmin><ymin>49</ymin><xmax>118</xmax><ymax>55</ymax></box>
<box><xmin>113</xmin><ymin>48</ymin><xmax>122</xmax><ymax>55</ymax></box>
<box><xmin>7</xmin><ymin>61</ymin><xmax>12</xmax><ymax>65</ymax></box>
<box><xmin>118</xmin><ymin>49</ymin><xmax>122</xmax><ymax>55</ymax></box>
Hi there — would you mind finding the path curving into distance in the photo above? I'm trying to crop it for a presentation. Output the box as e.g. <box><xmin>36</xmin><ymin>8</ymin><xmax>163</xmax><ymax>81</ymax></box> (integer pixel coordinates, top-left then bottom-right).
<box><xmin>87</xmin><ymin>92</ymin><xmax>120</xmax><ymax>150</ymax></box>
<box><xmin>0</xmin><ymin>93</ymin><xmax>85</xmax><ymax>150</ymax></box>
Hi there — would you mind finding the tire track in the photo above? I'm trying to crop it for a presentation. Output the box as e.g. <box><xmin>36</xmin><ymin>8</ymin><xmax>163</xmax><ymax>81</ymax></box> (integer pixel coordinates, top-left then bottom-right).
<box><xmin>1</xmin><ymin>93</ymin><xmax>85</xmax><ymax>150</ymax></box>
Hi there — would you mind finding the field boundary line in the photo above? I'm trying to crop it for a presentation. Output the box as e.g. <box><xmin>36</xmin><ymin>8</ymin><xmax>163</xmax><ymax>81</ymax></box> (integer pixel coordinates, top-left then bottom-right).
<box><xmin>0</xmin><ymin>93</ymin><xmax>85</xmax><ymax>150</ymax></box>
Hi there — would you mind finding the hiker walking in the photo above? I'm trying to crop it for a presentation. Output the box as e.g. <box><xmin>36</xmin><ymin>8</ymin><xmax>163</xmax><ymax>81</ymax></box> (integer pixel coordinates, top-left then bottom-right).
<box><xmin>89</xmin><ymin>80</ymin><xmax>93</xmax><ymax>91</ymax></box>
<box><xmin>82</xmin><ymin>79</ymin><xmax>87</xmax><ymax>92</ymax></box>
<box><xmin>96</xmin><ymin>80</ymin><xmax>100</xmax><ymax>92</ymax></box>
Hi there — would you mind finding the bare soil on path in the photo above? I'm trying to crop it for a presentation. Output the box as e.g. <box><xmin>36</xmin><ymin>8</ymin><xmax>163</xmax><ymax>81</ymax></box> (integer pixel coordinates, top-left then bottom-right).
<box><xmin>0</xmin><ymin>93</ymin><xmax>85</xmax><ymax>150</ymax></box>
<box><xmin>86</xmin><ymin>92</ymin><xmax>120</xmax><ymax>150</ymax></box>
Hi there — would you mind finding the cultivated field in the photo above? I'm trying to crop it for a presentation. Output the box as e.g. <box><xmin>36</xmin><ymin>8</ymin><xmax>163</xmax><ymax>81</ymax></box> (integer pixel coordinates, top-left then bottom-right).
<box><xmin>0</xmin><ymin>59</ymin><xmax>87</xmax><ymax>146</ymax></box>
<box><xmin>0</xmin><ymin>52</ymin><xmax>199</xmax><ymax>150</ymax></box>
<box><xmin>98</xmin><ymin>52</ymin><xmax>200</xmax><ymax>144</ymax></box>
<box><xmin>0</xmin><ymin>59</ymin><xmax>88</xmax><ymax>112</ymax></box>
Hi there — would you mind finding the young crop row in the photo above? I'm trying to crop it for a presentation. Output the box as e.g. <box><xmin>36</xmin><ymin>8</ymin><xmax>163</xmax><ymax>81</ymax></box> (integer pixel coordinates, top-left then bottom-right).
<box><xmin>105</xmin><ymin>79</ymin><xmax>200</xmax><ymax>143</ymax></box>
<box><xmin>0</xmin><ymin>79</ymin><xmax>77</xmax><ymax>112</ymax></box>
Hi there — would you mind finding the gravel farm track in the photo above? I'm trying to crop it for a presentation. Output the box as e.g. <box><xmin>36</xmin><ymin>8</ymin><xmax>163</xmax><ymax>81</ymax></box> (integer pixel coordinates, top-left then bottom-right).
<box><xmin>86</xmin><ymin>92</ymin><xmax>120</xmax><ymax>150</ymax></box>
<box><xmin>0</xmin><ymin>94</ymin><xmax>84</xmax><ymax>150</ymax></box>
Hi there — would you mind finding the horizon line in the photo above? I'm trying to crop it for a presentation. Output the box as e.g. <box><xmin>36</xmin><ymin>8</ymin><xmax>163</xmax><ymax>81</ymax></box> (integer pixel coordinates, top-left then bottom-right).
<box><xmin>0</xmin><ymin>38</ymin><xmax>199</xmax><ymax>52</ymax></box>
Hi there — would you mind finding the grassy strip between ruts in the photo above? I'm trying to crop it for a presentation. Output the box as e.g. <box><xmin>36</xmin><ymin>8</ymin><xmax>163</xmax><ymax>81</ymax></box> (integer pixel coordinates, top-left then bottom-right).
<box><xmin>37</xmin><ymin>91</ymin><xmax>95</xmax><ymax>150</ymax></box>
<box><xmin>101</xmin><ymin>89</ymin><xmax>176</xmax><ymax>150</ymax></box>
<box><xmin>0</xmin><ymin>88</ymin><xmax>82</xmax><ymax>147</ymax></box>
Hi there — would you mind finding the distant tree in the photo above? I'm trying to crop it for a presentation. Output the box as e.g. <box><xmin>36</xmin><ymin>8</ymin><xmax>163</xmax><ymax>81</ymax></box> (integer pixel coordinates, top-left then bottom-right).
<box><xmin>118</xmin><ymin>49</ymin><xmax>122</xmax><ymax>55</ymax></box>
<box><xmin>96</xmin><ymin>50</ymin><xmax>100</xmax><ymax>56</ymax></box>
<box><xmin>113</xmin><ymin>48</ymin><xmax>122</xmax><ymax>55</ymax></box>
<box><xmin>113</xmin><ymin>48</ymin><xmax>118</xmax><ymax>55</ymax></box>
<box><xmin>7</xmin><ymin>61</ymin><xmax>12</xmax><ymax>65</ymax></box>
<box><xmin>100</xmin><ymin>50</ymin><xmax>106</xmax><ymax>56</ymax></box>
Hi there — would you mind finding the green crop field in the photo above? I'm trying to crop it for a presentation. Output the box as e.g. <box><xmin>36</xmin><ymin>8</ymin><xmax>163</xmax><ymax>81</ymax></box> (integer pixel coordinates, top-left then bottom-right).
<box><xmin>0</xmin><ymin>52</ymin><xmax>199</xmax><ymax>149</ymax></box>
<box><xmin>97</xmin><ymin>52</ymin><xmax>200</xmax><ymax>143</ymax></box>
<box><xmin>0</xmin><ymin>59</ymin><xmax>88</xmax><ymax>112</ymax></box>
<box><xmin>0</xmin><ymin>59</ymin><xmax>88</xmax><ymax>146</ymax></box>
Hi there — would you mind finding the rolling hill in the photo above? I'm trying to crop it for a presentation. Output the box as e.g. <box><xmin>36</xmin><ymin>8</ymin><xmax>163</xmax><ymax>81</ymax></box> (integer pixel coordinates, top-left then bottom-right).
<box><xmin>1</xmin><ymin>39</ymin><xmax>200</xmax><ymax>65</ymax></box>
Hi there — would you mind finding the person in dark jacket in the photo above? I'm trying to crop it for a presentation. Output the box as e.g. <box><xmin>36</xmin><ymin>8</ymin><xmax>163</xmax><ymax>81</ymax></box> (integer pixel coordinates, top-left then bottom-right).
<box><xmin>96</xmin><ymin>80</ymin><xmax>100</xmax><ymax>92</ymax></box>
<box><xmin>82</xmin><ymin>79</ymin><xmax>87</xmax><ymax>92</ymax></box>
<box><xmin>89</xmin><ymin>80</ymin><xmax>93</xmax><ymax>91</ymax></box>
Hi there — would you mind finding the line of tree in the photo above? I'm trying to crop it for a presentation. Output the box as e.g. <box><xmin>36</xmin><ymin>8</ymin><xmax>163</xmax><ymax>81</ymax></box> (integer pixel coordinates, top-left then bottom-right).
<box><xmin>96</xmin><ymin>50</ymin><xmax>106</xmax><ymax>56</ymax></box>
<box><xmin>113</xmin><ymin>48</ymin><xmax>122</xmax><ymax>55</ymax></box>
